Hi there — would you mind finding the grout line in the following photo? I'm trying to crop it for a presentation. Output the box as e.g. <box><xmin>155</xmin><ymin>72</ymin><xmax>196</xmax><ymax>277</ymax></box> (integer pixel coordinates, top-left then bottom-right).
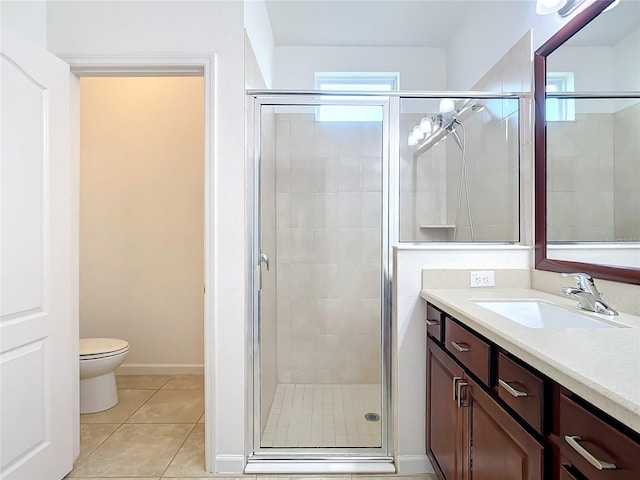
<box><xmin>121</xmin><ymin>387</ymin><xmax>161</xmax><ymax>424</ymax></box>
<box><xmin>159</xmin><ymin>419</ymin><xmax>200</xmax><ymax>479</ymax></box>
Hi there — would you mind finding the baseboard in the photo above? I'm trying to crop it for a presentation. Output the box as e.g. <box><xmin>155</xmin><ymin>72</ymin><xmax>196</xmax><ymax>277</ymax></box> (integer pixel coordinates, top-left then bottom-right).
<box><xmin>215</xmin><ymin>454</ymin><xmax>245</xmax><ymax>473</ymax></box>
<box><xmin>117</xmin><ymin>363</ymin><xmax>204</xmax><ymax>375</ymax></box>
<box><xmin>396</xmin><ymin>454</ymin><xmax>434</xmax><ymax>475</ymax></box>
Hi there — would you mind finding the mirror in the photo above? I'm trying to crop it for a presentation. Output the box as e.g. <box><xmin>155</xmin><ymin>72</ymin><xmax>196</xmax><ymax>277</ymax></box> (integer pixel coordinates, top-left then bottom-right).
<box><xmin>534</xmin><ymin>0</ymin><xmax>640</xmax><ymax>284</ymax></box>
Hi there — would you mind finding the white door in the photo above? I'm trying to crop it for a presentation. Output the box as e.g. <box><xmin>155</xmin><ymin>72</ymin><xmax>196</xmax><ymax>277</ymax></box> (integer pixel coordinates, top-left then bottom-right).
<box><xmin>1</xmin><ymin>27</ymin><xmax>75</xmax><ymax>479</ymax></box>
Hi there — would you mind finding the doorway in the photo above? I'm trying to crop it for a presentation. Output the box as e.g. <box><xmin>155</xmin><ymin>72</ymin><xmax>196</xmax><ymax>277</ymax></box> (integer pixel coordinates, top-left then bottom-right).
<box><xmin>72</xmin><ymin>75</ymin><xmax>208</xmax><ymax>475</ymax></box>
<box><xmin>248</xmin><ymin>95</ymin><xmax>393</xmax><ymax>471</ymax></box>
<box><xmin>78</xmin><ymin>76</ymin><xmax>205</xmax><ymax>374</ymax></box>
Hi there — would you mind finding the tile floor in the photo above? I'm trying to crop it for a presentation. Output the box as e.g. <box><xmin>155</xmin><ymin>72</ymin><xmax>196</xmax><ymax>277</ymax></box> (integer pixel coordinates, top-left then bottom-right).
<box><xmin>66</xmin><ymin>374</ymin><xmax>436</xmax><ymax>480</ymax></box>
<box><xmin>262</xmin><ymin>384</ymin><xmax>381</xmax><ymax>447</ymax></box>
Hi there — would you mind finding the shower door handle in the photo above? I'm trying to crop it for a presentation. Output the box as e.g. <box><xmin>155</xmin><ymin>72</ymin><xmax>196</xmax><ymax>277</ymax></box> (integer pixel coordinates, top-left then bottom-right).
<box><xmin>260</xmin><ymin>253</ymin><xmax>270</xmax><ymax>271</ymax></box>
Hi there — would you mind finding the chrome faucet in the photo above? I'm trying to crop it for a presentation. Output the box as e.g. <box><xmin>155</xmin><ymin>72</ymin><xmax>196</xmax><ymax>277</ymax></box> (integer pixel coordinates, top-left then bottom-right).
<box><xmin>561</xmin><ymin>273</ymin><xmax>618</xmax><ymax>316</ymax></box>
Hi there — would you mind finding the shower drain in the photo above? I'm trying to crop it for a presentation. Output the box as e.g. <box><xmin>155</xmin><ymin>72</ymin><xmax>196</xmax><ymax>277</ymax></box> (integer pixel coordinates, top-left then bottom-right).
<box><xmin>364</xmin><ymin>412</ymin><xmax>380</xmax><ymax>422</ymax></box>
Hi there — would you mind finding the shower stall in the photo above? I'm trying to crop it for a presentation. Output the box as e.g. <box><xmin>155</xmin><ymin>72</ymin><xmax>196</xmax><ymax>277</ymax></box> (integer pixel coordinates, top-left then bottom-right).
<box><xmin>247</xmin><ymin>91</ymin><xmax>522</xmax><ymax>472</ymax></box>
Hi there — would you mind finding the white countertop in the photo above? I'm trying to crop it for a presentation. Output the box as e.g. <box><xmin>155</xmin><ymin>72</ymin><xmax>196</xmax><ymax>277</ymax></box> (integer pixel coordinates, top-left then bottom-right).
<box><xmin>420</xmin><ymin>288</ymin><xmax>640</xmax><ymax>434</ymax></box>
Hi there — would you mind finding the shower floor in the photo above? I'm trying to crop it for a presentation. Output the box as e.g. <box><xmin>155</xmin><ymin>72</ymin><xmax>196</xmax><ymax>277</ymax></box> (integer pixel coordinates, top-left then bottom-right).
<box><xmin>261</xmin><ymin>383</ymin><xmax>381</xmax><ymax>448</ymax></box>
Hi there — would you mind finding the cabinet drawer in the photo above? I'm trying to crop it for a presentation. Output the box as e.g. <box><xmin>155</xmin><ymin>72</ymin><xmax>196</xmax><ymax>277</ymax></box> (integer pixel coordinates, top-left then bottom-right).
<box><xmin>559</xmin><ymin>464</ymin><xmax>581</xmax><ymax>480</ymax></box>
<box><xmin>560</xmin><ymin>394</ymin><xmax>640</xmax><ymax>479</ymax></box>
<box><xmin>444</xmin><ymin>318</ymin><xmax>490</xmax><ymax>385</ymax></box>
<box><xmin>497</xmin><ymin>352</ymin><xmax>544</xmax><ymax>435</ymax></box>
<box><xmin>425</xmin><ymin>303</ymin><xmax>442</xmax><ymax>341</ymax></box>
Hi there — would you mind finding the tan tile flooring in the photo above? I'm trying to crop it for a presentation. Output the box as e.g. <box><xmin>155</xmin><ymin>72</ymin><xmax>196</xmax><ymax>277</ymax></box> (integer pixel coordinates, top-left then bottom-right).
<box><xmin>67</xmin><ymin>374</ymin><xmax>436</xmax><ymax>480</ymax></box>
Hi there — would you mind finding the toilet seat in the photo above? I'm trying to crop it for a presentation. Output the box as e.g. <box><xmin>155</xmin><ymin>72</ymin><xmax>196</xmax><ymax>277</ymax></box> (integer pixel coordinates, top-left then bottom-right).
<box><xmin>80</xmin><ymin>338</ymin><xmax>129</xmax><ymax>360</ymax></box>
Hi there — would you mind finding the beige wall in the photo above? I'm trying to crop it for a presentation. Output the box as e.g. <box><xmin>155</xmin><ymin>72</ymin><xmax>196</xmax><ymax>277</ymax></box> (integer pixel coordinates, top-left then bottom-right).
<box><xmin>80</xmin><ymin>77</ymin><xmax>205</xmax><ymax>371</ymax></box>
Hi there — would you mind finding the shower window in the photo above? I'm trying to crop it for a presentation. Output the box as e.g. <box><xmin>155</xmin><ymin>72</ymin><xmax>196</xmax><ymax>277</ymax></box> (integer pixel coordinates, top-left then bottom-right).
<box><xmin>398</xmin><ymin>96</ymin><xmax>521</xmax><ymax>243</ymax></box>
<box><xmin>546</xmin><ymin>72</ymin><xmax>576</xmax><ymax>121</ymax></box>
<box><xmin>315</xmin><ymin>72</ymin><xmax>398</xmax><ymax>122</ymax></box>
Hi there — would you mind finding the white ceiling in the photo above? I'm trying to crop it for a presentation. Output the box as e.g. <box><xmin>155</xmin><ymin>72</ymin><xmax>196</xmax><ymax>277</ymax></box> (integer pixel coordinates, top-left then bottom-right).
<box><xmin>566</xmin><ymin>0</ymin><xmax>640</xmax><ymax>46</ymax></box>
<box><xmin>264</xmin><ymin>0</ymin><xmax>480</xmax><ymax>47</ymax></box>
<box><xmin>265</xmin><ymin>0</ymin><xmax>640</xmax><ymax>48</ymax></box>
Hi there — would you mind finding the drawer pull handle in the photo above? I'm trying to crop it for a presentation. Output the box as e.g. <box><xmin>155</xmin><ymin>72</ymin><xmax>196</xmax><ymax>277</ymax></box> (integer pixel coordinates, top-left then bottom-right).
<box><xmin>498</xmin><ymin>379</ymin><xmax>529</xmax><ymax>398</ymax></box>
<box><xmin>451</xmin><ymin>341</ymin><xmax>470</xmax><ymax>352</ymax></box>
<box><xmin>452</xmin><ymin>376</ymin><xmax>462</xmax><ymax>401</ymax></box>
<box><xmin>426</xmin><ymin>319</ymin><xmax>439</xmax><ymax>326</ymax></box>
<box><xmin>564</xmin><ymin>435</ymin><xmax>617</xmax><ymax>471</ymax></box>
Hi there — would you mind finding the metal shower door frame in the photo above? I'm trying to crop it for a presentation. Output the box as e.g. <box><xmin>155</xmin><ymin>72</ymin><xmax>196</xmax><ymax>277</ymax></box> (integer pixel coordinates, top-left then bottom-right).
<box><xmin>246</xmin><ymin>92</ymin><xmax>396</xmax><ymax>470</ymax></box>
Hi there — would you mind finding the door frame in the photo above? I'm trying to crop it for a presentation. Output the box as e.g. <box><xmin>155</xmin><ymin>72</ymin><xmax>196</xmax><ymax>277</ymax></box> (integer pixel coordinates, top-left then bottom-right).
<box><xmin>58</xmin><ymin>53</ymin><xmax>216</xmax><ymax>472</ymax></box>
<box><xmin>246</xmin><ymin>94</ymin><xmax>395</xmax><ymax>473</ymax></box>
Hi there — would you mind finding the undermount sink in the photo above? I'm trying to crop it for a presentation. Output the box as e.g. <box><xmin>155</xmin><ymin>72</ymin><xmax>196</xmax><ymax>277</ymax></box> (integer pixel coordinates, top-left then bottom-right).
<box><xmin>474</xmin><ymin>300</ymin><xmax>627</xmax><ymax>329</ymax></box>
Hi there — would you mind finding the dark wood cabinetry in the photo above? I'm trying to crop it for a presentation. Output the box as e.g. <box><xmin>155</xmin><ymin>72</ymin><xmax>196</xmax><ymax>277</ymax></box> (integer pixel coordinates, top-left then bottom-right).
<box><xmin>426</xmin><ymin>341</ymin><xmax>464</xmax><ymax>480</ymax></box>
<box><xmin>444</xmin><ymin>318</ymin><xmax>491</xmax><ymax>386</ymax></box>
<box><xmin>425</xmin><ymin>301</ymin><xmax>640</xmax><ymax>480</ymax></box>
<box><xmin>554</xmin><ymin>394</ymin><xmax>640</xmax><ymax>479</ymax></box>
<box><xmin>427</xmin><ymin>336</ymin><xmax>543</xmax><ymax>480</ymax></box>
<box><xmin>465</xmin><ymin>374</ymin><xmax>544</xmax><ymax>480</ymax></box>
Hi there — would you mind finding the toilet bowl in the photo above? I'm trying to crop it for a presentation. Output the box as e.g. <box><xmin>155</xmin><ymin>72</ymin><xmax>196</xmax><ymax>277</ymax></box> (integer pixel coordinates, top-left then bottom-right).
<box><xmin>79</xmin><ymin>338</ymin><xmax>129</xmax><ymax>414</ymax></box>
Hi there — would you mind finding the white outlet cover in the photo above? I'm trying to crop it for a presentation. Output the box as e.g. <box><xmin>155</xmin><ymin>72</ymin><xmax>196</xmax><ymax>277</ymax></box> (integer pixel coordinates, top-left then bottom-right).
<box><xmin>470</xmin><ymin>270</ymin><xmax>495</xmax><ymax>287</ymax></box>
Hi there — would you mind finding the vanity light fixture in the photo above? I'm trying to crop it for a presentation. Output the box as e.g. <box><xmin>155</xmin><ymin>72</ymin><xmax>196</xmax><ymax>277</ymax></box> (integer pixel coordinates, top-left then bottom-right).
<box><xmin>407</xmin><ymin>132</ymin><xmax>419</xmax><ymax>146</ymax></box>
<box><xmin>439</xmin><ymin>98</ymin><xmax>455</xmax><ymax>113</ymax></box>
<box><xmin>557</xmin><ymin>0</ymin><xmax>587</xmax><ymax>16</ymax></box>
<box><xmin>603</xmin><ymin>0</ymin><xmax>620</xmax><ymax>12</ymax></box>
<box><xmin>419</xmin><ymin>116</ymin><xmax>433</xmax><ymax>135</ymax></box>
<box><xmin>536</xmin><ymin>0</ymin><xmax>568</xmax><ymax>15</ymax></box>
<box><xmin>412</xmin><ymin>125</ymin><xmax>425</xmax><ymax>140</ymax></box>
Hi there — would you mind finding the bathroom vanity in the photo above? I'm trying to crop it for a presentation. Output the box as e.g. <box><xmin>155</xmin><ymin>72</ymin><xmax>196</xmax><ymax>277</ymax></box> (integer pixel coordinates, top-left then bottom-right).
<box><xmin>421</xmin><ymin>288</ymin><xmax>640</xmax><ymax>480</ymax></box>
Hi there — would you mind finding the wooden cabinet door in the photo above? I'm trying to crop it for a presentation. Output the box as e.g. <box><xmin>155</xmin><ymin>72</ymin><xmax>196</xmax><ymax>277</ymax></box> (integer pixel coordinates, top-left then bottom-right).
<box><xmin>464</xmin><ymin>377</ymin><xmax>544</xmax><ymax>480</ymax></box>
<box><xmin>427</xmin><ymin>338</ymin><xmax>465</xmax><ymax>480</ymax></box>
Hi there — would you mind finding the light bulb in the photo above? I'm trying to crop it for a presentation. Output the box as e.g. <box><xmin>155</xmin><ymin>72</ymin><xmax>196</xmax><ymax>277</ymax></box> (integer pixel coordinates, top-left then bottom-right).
<box><xmin>412</xmin><ymin>125</ymin><xmax>424</xmax><ymax>140</ymax></box>
<box><xmin>419</xmin><ymin>116</ymin><xmax>433</xmax><ymax>135</ymax></box>
<box><xmin>408</xmin><ymin>133</ymin><xmax>419</xmax><ymax>147</ymax></box>
<box><xmin>536</xmin><ymin>0</ymin><xmax>567</xmax><ymax>15</ymax></box>
<box><xmin>439</xmin><ymin>98</ymin><xmax>455</xmax><ymax>113</ymax></box>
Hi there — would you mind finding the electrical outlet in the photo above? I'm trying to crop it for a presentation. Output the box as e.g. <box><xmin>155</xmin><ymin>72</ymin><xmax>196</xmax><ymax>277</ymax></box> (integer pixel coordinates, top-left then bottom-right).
<box><xmin>470</xmin><ymin>270</ymin><xmax>495</xmax><ymax>287</ymax></box>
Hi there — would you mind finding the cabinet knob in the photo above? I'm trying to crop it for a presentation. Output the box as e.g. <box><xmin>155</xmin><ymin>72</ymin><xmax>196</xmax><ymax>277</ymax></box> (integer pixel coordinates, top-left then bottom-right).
<box><xmin>426</xmin><ymin>319</ymin><xmax>439</xmax><ymax>326</ymax></box>
<box><xmin>564</xmin><ymin>435</ymin><xmax>617</xmax><ymax>471</ymax></box>
<box><xmin>498</xmin><ymin>379</ymin><xmax>529</xmax><ymax>398</ymax></box>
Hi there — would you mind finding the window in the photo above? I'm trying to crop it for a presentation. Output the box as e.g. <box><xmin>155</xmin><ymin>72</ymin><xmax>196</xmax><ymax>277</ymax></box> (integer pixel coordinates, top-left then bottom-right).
<box><xmin>546</xmin><ymin>72</ymin><xmax>575</xmax><ymax>121</ymax></box>
<box><xmin>315</xmin><ymin>72</ymin><xmax>399</xmax><ymax>122</ymax></box>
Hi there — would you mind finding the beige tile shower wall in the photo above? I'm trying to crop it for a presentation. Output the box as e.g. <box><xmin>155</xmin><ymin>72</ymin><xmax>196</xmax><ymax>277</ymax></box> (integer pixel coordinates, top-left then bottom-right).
<box><xmin>275</xmin><ymin>113</ymin><xmax>382</xmax><ymax>384</ymax></box>
<box><xmin>547</xmin><ymin>113</ymin><xmax>615</xmax><ymax>241</ymax></box>
<box><xmin>399</xmin><ymin>114</ymin><xmax>448</xmax><ymax>242</ymax></box>
<box><xmin>445</xmin><ymin>32</ymin><xmax>532</xmax><ymax>243</ymax></box>
<box><xmin>614</xmin><ymin>102</ymin><xmax>640</xmax><ymax>241</ymax></box>
<box><xmin>80</xmin><ymin>77</ymin><xmax>204</xmax><ymax>369</ymax></box>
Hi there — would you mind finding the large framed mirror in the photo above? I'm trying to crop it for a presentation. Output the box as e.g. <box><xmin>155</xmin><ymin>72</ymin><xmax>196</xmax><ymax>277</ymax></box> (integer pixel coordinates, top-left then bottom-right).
<box><xmin>534</xmin><ymin>0</ymin><xmax>640</xmax><ymax>285</ymax></box>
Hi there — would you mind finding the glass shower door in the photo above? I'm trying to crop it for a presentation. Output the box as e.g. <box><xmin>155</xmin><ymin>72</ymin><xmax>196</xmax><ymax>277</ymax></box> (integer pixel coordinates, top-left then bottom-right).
<box><xmin>251</xmin><ymin>98</ymin><xmax>390</xmax><ymax>457</ymax></box>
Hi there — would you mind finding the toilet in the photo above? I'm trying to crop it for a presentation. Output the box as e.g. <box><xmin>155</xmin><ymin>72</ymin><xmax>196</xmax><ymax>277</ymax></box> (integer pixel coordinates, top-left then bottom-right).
<box><xmin>79</xmin><ymin>338</ymin><xmax>129</xmax><ymax>414</ymax></box>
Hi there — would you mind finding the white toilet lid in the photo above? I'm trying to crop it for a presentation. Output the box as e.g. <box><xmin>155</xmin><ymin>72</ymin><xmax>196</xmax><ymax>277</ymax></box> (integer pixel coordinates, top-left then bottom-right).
<box><xmin>80</xmin><ymin>338</ymin><xmax>129</xmax><ymax>357</ymax></box>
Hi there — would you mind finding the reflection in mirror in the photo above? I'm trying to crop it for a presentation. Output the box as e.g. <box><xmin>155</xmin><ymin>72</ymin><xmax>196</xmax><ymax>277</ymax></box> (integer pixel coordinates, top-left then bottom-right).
<box><xmin>546</xmin><ymin>98</ymin><xmax>640</xmax><ymax>268</ymax></box>
<box><xmin>536</xmin><ymin>0</ymin><xmax>640</xmax><ymax>280</ymax></box>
